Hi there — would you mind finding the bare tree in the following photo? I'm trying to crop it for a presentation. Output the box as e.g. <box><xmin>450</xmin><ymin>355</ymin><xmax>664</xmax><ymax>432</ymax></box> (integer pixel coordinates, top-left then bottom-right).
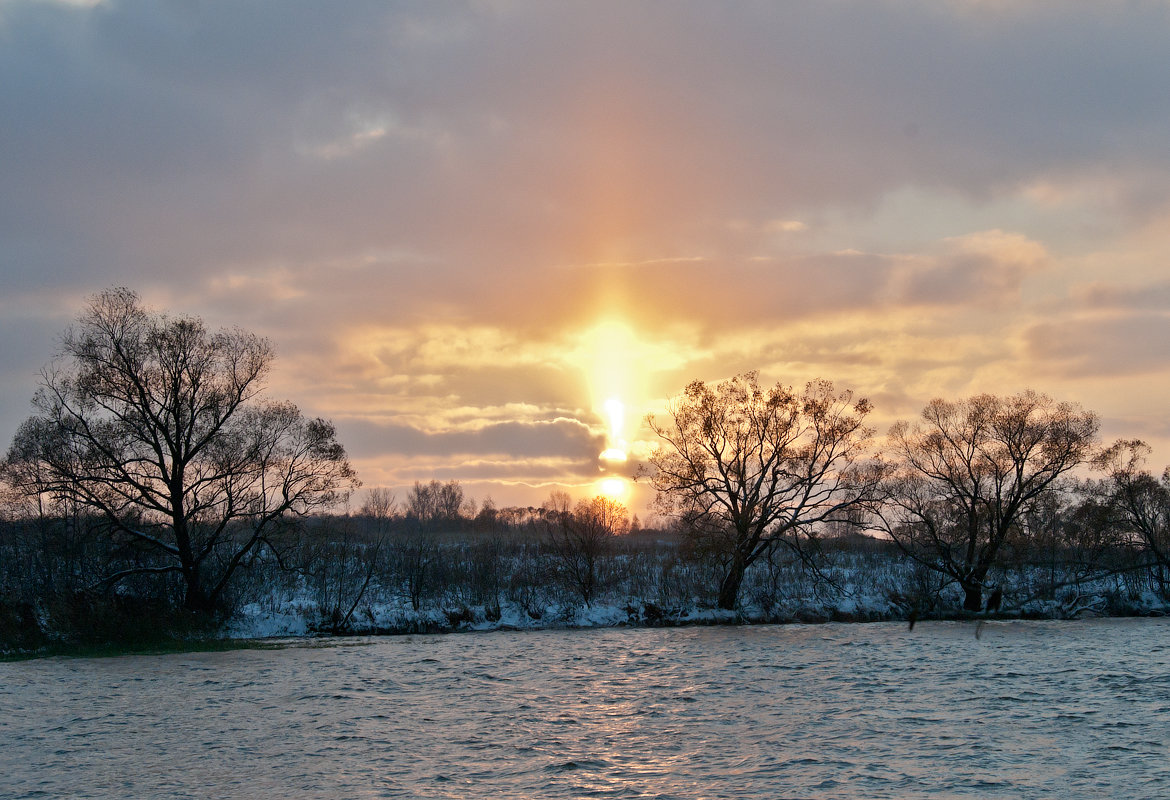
<box><xmin>1094</xmin><ymin>439</ymin><xmax>1170</xmax><ymax>574</ymax></box>
<box><xmin>406</xmin><ymin>479</ymin><xmax>465</xmax><ymax>526</ymax></box>
<box><xmin>544</xmin><ymin>494</ymin><xmax>629</xmax><ymax>606</ymax></box>
<box><xmin>361</xmin><ymin>487</ymin><xmax>398</xmax><ymax>522</ymax></box>
<box><xmin>301</xmin><ymin>515</ymin><xmax>387</xmax><ymax>634</ymax></box>
<box><xmin>542</xmin><ymin>490</ymin><xmax>572</xmax><ymax>515</ymax></box>
<box><xmin>391</xmin><ymin>480</ymin><xmax>467</xmax><ymax>612</ymax></box>
<box><xmin>290</xmin><ymin>487</ymin><xmax>399</xmax><ymax>633</ymax></box>
<box><xmin>643</xmin><ymin>372</ymin><xmax>882</xmax><ymax>610</ymax></box>
<box><xmin>1</xmin><ymin>288</ymin><xmax>359</xmax><ymax>613</ymax></box>
<box><xmin>1</xmin><ymin>426</ymin><xmax>97</xmax><ymax>602</ymax></box>
<box><xmin>882</xmin><ymin>391</ymin><xmax>1098</xmax><ymax>611</ymax></box>
<box><xmin>394</xmin><ymin>522</ymin><xmax>438</xmax><ymax>612</ymax></box>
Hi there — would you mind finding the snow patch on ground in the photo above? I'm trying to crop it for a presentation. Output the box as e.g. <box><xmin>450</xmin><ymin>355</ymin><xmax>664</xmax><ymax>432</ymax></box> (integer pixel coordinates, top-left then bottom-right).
<box><xmin>222</xmin><ymin>602</ymin><xmax>311</xmax><ymax>639</ymax></box>
<box><xmin>218</xmin><ymin>555</ymin><xmax>1169</xmax><ymax>641</ymax></box>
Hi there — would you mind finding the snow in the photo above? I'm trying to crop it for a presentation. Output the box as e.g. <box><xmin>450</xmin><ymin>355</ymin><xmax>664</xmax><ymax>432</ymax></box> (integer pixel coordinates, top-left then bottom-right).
<box><xmin>222</xmin><ymin>602</ymin><xmax>311</xmax><ymax>639</ymax></box>
<box><xmin>218</xmin><ymin>549</ymin><xmax>1170</xmax><ymax>642</ymax></box>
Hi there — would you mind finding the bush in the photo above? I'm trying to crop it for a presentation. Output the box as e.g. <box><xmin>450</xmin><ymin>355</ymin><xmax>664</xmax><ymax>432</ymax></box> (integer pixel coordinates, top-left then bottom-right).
<box><xmin>0</xmin><ymin>597</ymin><xmax>46</xmax><ymax>653</ymax></box>
<box><xmin>46</xmin><ymin>591</ymin><xmax>216</xmax><ymax>647</ymax></box>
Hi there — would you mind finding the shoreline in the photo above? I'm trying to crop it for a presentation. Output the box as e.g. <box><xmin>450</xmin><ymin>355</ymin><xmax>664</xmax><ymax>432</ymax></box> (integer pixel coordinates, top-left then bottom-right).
<box><xmin>7</xmin><ymin>601</ymin><xmax>1167</xmax><ymax>661</ymax></box>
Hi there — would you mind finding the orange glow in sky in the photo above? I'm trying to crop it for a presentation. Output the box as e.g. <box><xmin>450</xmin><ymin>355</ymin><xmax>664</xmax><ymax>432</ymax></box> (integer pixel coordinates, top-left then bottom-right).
<box><xmin>597</xmin><ymin>476</ymin><xmax>630</xmax><ymax>502</ymax></box>
<box><xmin>584</xmin><ymin>322</ymin><xmax>640</xmax><ymax>497</ymax></box>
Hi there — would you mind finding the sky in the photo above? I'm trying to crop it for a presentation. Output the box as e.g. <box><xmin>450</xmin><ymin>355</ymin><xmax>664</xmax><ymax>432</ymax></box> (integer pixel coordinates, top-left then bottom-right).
<box><xmin>4</xmin><ymin>0</ymin><xmax>1170</xmax><ymax>517</ymax></box>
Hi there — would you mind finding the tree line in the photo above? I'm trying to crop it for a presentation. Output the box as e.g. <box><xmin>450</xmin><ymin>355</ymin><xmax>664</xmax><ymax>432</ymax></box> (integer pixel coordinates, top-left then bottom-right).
<box><xmin>2</xmin><ymin>290</ymin><xmax>1169</xmax><ymax>649</ymax></box>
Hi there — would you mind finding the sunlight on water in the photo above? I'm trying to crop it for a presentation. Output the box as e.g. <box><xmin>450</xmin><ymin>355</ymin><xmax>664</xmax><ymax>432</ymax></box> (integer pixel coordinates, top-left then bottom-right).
<box><xmin>3</xmin><ymin>618</ymin><xmax>1169</xmax><ymax>799</ymax></box>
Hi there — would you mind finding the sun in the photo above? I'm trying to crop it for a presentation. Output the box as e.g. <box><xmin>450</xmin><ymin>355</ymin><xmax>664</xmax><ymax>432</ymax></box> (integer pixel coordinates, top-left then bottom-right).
<box><xmin>599</xmin><ymin>396</ymin><xmax>628</xmax><ymax>462</ymax></box>
<box><xmin>576</xmin><ymin>319</ymin><xmax>649</xmax><ymax>506</ymax></box>
<box><xmin>583</xmin><ymin>322</ymin><xmax>637</xmax><ymax>456</ymax></box>
<box><xmin>597</xmin><ymin>476</ymin><xmax>629</xmax><ymax>501</ymax></box>
<box><xmin>600</xmin><ymin>447</ymin><xmax>627</xmax><ymax>463</ymax></box>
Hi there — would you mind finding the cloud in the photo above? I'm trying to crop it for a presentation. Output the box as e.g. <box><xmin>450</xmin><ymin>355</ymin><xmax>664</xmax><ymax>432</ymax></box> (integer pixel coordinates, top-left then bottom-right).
<box><xmin>1024</xmin><ymin>313</ymin><xmax>1170</xmax><ymax>379</ymax></box>
<box><xmin>896</xmin><ymin>230</ymin><xmax>1050</xmax><ymax>307</ymax></box>
<box><xmin>6</xmin><ymin>1</ymin><xmax>1170</xmax><ymax>291</ymax></box>
<box><xmin>6</xmin><ymin>1</ymin><xmax>1170</xmax><ymax>504</ymax></box>
<box><xmin>338</xmin><ymin>416</ymin><xmax>609</xmax><ymax>500</ymax></box>
<box><xmin>339</xmin><ymin>417</ymin><xmax>603</xmax><ymax>461</ymax></box>
<box><xmin>1073</xmin><ymin>280</ymin><xmax>1170</xmax><ymax>313</ymax></box>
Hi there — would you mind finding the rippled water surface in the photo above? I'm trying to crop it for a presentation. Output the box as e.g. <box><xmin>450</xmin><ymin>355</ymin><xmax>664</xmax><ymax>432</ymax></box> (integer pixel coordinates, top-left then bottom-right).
<box><xmin>3</xmin><ymin>618</ymin><xmax>1169</xmax><ymax>799</ymax></box>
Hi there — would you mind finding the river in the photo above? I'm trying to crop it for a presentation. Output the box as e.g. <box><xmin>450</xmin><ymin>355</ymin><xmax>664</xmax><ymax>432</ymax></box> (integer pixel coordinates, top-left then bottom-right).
<box><xmin>2</xmin><ymin>618</ymin><xmax>1168</xmax><ymax>799</ymax></box>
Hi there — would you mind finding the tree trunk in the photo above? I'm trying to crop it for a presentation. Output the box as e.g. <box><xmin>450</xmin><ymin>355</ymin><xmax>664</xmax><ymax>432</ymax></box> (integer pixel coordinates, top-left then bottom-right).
<box><xmin>717</xmin><ymin>554</ymin><xmax>746</xmax><ymax>610</ymax></box>
<box><xmin>182</xmin><ymin>566</ymin><xmax>216</xmax><ymax>613</ymax></box>
<box><xmin>962</xmin><ymin>581</ymin><xmax>982</xmax><ymax>612</ymax></box>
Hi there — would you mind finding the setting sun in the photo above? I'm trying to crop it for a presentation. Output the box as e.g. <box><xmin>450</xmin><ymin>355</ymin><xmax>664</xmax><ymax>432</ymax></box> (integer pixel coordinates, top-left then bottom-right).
<box><xmin>599</xmin><ymin>395</ymin><xmax>628</xmax><ymax>462</ymax></box>
<box><xmin>597</xmin><ymin>476</ymin><xmax>629</xmax><ymax>501</ymax></box>
<box><xmin>581</xmin><ymin>321</ymin><xmax>641</xmax><ymax>496</ymax></box>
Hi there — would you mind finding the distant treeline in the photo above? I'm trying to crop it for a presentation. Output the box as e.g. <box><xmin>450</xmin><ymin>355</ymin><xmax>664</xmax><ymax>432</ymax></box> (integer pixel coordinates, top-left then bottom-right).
<box><xmin>2</xmin><ymin>475</ymin><xmax>1168</xmax><ymax>652</ymax></box>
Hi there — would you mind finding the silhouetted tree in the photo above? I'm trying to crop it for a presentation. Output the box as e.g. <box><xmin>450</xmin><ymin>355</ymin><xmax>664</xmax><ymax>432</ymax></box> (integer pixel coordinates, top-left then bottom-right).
<box><xmin>882</xmin><ymin>391</ymin><xmax>1098</xmax><ymax>611</ymax></box>
<box><xmin>406</xmin><ymin>479</ymin><xmax>465</xmax><ymax>526</ymax></box>
<box><xmin>0</xmin><ymin>443</ymin><xmax>102</xmax><ymax>603</ymax></box>
<box><xmin>395</xmin><ymin>521</ymin><xmax>437</xmax><ymax>612</ymax></box>
<box><xmin>361</xmin><ymin>487</ymin><xmax>398</xmax><ymax>523</ymax></box>
<box><xmin>302</xmin><ymin>515</ymin><xmax>387</xmax><ymax>634</ymax></box>
<box><xmin>544</xmin><ymin>493</ymin><xmax>629</xmax><ymax>606</ymax></box>
<box><xmin>1094</xmin><ymin>439</ymin><xmax>1170</xmax><ymax>575</ymax></box>
<box><xmin>1</xmin><ymin>288</ymin><xmax>359</xmax><ymax>613</ymax></box>
<box><xmin>644</xmin><ymin>372</ymin><xmax>882</xmax><ymax>610</ymax></box>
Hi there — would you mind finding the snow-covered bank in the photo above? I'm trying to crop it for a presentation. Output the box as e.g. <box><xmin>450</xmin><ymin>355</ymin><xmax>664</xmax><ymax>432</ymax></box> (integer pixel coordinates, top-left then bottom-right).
<box><xmin>223</xmin><ymin>599</ymin><xmax>745</xmax><ymax>639</ymax></box>
<box><xmin>221</xmin><ymin>561</ymin><xmax>1170</xmax><ymax>641</ymax></box>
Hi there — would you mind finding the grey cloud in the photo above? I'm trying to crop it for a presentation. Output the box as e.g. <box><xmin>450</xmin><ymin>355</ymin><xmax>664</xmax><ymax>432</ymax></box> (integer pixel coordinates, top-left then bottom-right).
<box><xmin>337</xmin><ymin>417</ymin><xmax>604</xmax><ymax>462</ymax></box>
<box><xmin>900</xmin><ymin>253</ymin><xmax>1027</xmax><ymax>308</ymax></box>
<box><xmin>1025</xmin><ymin>314</ymin><xmax>1170</xmax><ymax>378</ymax></box>
<box><xmin>1074</xmin><ymin>281</ymin><xmax>1170</xmax><ymax>313</ymax></box>
<box><xmin>1098</xmin><ymin>414</ymin><xmax>1170</xmax><ymax>451</ymax></box>
<box><xmin>6</xmin><ymin>1</ymin><xmax>1170</xmax><ymax>291</ymax></box>
<box><xmin>383</xmin><ymin>460</ymin><xmax>598</xmax><ymax>486</ymax></box>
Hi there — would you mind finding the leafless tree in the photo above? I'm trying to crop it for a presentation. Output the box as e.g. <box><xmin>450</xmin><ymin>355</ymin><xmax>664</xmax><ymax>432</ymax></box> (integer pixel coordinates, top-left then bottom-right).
<box><xmin>406</xmin><ymin>479</ymin><xmax>465</xmax><ymax>525</ymax></box>
<box><xmin>361</xmin><ymin>487</ymin><xmax>399</xmax><ymax>523</ymax></box>
<box><xmin>643</xmin><ymin>372</ymin><xmax>882</xmax><ymax>610</ymax></box>
<box><xmin>294</xmin><ymin>488</ymin><xmax>399</xmax><ymax>633</ymax></box>
<box><xmin>544</xmin><ymin>493</ymin><xmax>630</xmax><ymax>606</ymax></box>
<box><xmin>1</xmin><ymin>288</ymin><xmax>359</xmax><ymax>613</ymax></box>
<box><xmin>1094</xmin><ymin>439</ymin><xmax>1170</xmax><ymax>576</ymax></box>
<box><xmin>882</xmin><ymin>391</ymin><xmax>1098</xmax><ymax>611</ymax></box>
<box><xmin>394</xmin><ymin>480</ymin><xmax>468</xmax><ymax>611</ymax></box>
<box><xmin>300</xmin><ymin>515</ymin><xmax>387</xmax><ymax>634</ymax></box>
<box><xmin>394</xmin><ymin>522</ymin><xmax>438</xmax><ymax>612</ymax></box>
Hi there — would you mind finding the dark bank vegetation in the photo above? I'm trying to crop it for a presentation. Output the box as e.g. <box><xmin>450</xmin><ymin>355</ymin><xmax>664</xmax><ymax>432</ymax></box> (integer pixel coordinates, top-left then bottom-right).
<box><xmin>4</xmin><ymin>464</ymin><xmax>1169</xmax><ymax>654</ymax></box>
<box><xmin>2</xmin><ymin>290</ymin><xmax>1170</xmax><ymax>655</ymax></box>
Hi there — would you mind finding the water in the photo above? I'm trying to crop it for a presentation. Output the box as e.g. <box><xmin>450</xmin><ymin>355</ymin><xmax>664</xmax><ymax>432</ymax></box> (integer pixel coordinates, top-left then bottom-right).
<box><xmin>2</xmin><ymin>618</ymin><xmax>1169</xmax><ymax>799</ymax></box>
